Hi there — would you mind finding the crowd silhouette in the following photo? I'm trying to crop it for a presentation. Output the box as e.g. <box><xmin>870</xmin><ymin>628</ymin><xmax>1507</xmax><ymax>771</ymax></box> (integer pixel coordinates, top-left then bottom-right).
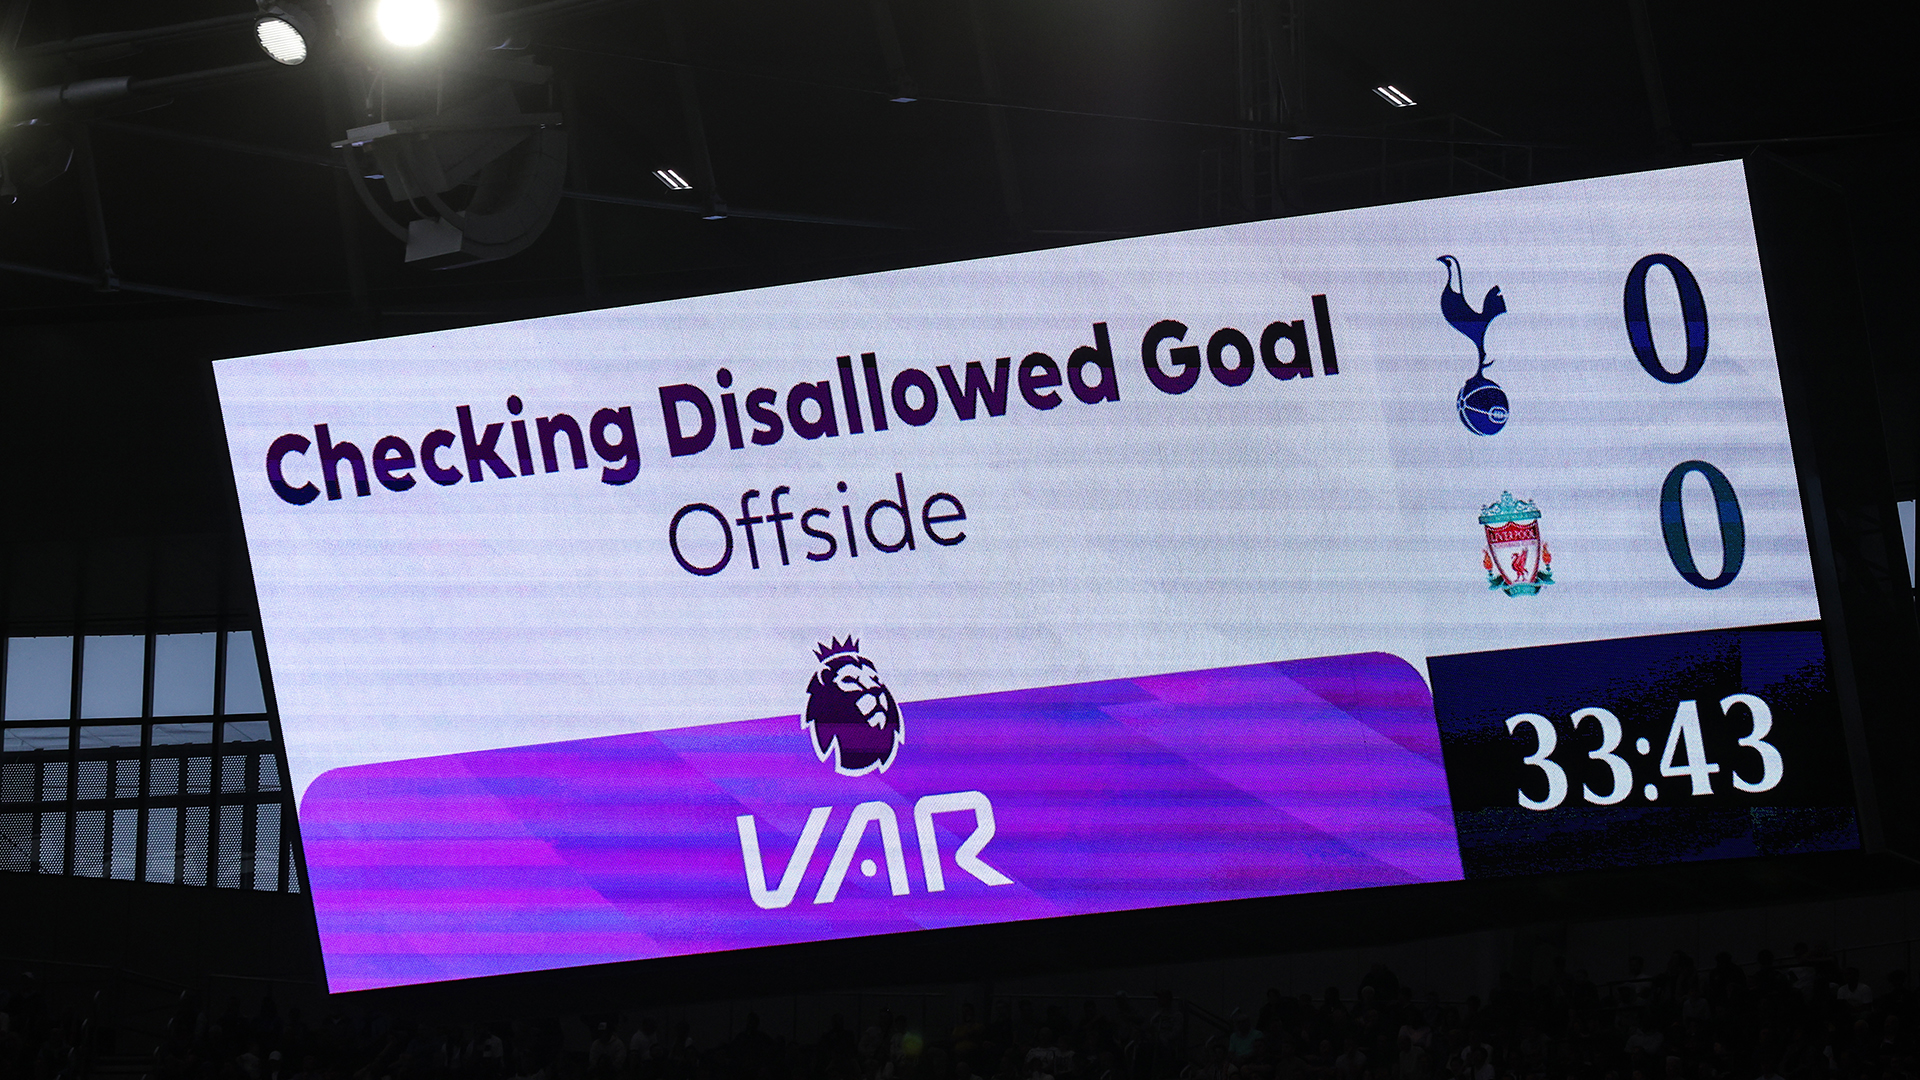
<box><xmin>2</xmin><ymin>943</ymin><xmax>1912</xmax><ymax>1080</ymax></box>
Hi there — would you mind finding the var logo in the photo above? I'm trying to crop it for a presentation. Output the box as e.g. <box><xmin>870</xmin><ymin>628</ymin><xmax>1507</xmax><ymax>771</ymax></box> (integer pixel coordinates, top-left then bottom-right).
<box><xmin>736</xmin><ymin>792</ymin><xmax>1013</xmax><ymax>909</ymax></box>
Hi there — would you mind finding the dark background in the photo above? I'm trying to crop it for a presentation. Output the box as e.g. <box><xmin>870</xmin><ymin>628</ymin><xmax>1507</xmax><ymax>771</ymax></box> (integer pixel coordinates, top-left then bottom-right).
<box><xmin>2</xmin><ymin>0</ymin><xmax>1916</xmax><ymax>1005</ymax></box>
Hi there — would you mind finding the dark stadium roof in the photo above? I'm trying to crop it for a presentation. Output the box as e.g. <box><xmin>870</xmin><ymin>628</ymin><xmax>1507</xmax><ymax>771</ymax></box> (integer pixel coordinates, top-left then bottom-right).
<box><xmin>1</xmin><ymin>0</ymin><xmax>1913</xmax><ymax>618</ymax></box>
<box><xmin>0</xmin><ymin>0</ymin><xmax>1912</xmax><ymax>326</ymax></box>
<box><xmin>1</xmin><ymin>0</ymin><xmax>1916</xmax><ymax>1002</ymax></box>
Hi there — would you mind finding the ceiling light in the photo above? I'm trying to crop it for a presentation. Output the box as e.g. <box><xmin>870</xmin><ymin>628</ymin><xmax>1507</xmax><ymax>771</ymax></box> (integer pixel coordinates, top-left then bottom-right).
<box><xmin>376</xmin><ymin>0</ymin><xmax>440</xmax><ymax>46</ymax></box>
<box><xmin>653</xmin><ymin>168</ymin><xmax>692</xmax><ymax>191</ymax></box>
<box><xmin>1373</xmin><ymin>85</ymin><xmax>1415</xmax><ymax>107</ymax></box>
<box><xmin>254</xmin><ymin>15</ymin><xmax>308</xmax><ymax>64</ymax></box>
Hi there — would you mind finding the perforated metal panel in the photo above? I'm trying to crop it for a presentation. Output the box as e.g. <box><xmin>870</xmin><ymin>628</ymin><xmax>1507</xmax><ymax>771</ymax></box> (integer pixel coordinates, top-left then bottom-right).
<box><xmin>216</xmin><ymin>805</ymin><xmax>244</xmax><ymax>888</ymax></box>
<box><xmin>111</xmin><ymin>808</ymin><xmax>138</xmax><ymax>879</ymax></box>
<box><xmin>182</xmin><ymin>805</ymin><xmax>210</xmax><ymax>886</ymax></box>
<box><xmin>115</xmin><ymin>759</ymin><xmax>141</xmax><ymax>798</ymax></box>
<box><xmin>76</xmin><ymin>760</ymin><xmax>108</xmax><ymax>800</ymax></box>
<box><xmin>150</xmin><ymin>758</ymin><xmax>179</xmax><ymax>797</ymax></box>
<box><xmin>73</xmin><ymin>809</ymin><xmax>105</xmax><ymax>877</ymax></box>
<box><xmin>146</xmin><ymin>807</ymin><xmax>178</xmax><ymax>884</ymax></box>
<box><xmin>2</xmin><ymin>630</ymin><xmax>305</xmax><ymax>894</ymax></box>
<box><xmin>0</xmin><ymin>812</ymin><xmax>31</xmax><ymax>871</ymax></box>
<box><xmin>1</xmin><ymin>763</ymin><xmax>31</xmax><ymax>802</ymax></box>
<box><xmin>37</xmin><ymin>812</ymin><xmax>65</xmax><ymax>874</ymax></box>
<box><xmin>40</xmin><ymin>761</ymin><xmax>66</xmax><ymax>801</ymax></box>
<box><xmin>185</xmin><ymin>756</ymin><xmax>212</xmax><ymax>794</ymax></box>
<box><xmin>220</xmin><ymin>756</ymin><xmax>247</xmax><ymax>794</ymax></box>
<box><xmin>254</xmin><ymin>802</ymin><xmax>280</xmax><ymax>891</ymax></box>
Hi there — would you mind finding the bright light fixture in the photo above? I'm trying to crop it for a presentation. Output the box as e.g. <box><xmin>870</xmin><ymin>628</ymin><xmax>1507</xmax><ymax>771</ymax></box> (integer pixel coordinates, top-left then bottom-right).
<box><xmin>653</xmin><ymin>168</ymin><xmax>692</xmax><ymax>191</ymax></box>
<box><xmin>376</xmin><ymin>0</ymin><xmax>440</xmax><ymax>46</ymax></box>
<box><xmin>1373</xmin><ymin>85</ymin><xmax>1415</xmax><ymax>107</ymax></box>
<box><xmin>254</xmin><ymin>15</ymin><xmax>309</xmax><ymax>64</ymax></box>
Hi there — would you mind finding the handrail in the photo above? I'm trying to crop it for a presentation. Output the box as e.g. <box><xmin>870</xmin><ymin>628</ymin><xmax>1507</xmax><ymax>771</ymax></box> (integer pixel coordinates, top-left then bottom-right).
<box><xmin>0</xmin><ymin>956</ymin><xmax>191</xmax><ymax>994</ymax></box>
<box><xmin>62</xmin><ymin>990</ymin><xmax>105</xmax><ymax>1080</ymax></box>
<box><xmin>1</xmin><ymin>830</ymin><xmax>56</xmax><ymax>873</ymax></box>
<box><xmin>1180</xmin><ymin>997</ymin><xmax>1231</xmax><ymax>1034</ymax></box>
<box><xmin>0</xmin><ymin>953</ymin><xmax>320</xmax><ymax>991</ymax></box>
<box><xmin>1586</xmin><ymin>934</ymin><xmax>1919</xmax><ymax>1002</ymax></box>
<box><xmin>982</xmin><ymin>991</ymin><xmax>1237</xmax><ymax>1033</ymax></box>
<box><xmin>1835</xmin><ymin>936</ymin><xmax>1918</xmax><ymax>970</ymax></box>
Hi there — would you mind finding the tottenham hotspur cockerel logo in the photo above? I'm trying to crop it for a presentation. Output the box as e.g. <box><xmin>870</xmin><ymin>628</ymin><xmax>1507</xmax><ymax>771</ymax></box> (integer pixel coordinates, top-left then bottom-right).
<box><xmin>803</xmin><ymin>637</ymin><xmax>904</xmax><ymax>776</ymax></box>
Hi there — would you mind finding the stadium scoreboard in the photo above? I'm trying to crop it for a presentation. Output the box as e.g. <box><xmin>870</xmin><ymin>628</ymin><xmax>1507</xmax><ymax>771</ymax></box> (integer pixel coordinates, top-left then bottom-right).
<box><xmin>215</xmin><ymin>160</ymin><xmax>1862</xmax><ymax>993</ymax></box>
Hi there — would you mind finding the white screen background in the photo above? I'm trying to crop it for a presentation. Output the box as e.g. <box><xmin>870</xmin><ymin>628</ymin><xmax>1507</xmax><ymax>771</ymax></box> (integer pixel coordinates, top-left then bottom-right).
<box><xmin>214</xmin><ymin>161</ymin><xmax>1818</xmax><ymax>802</ymax></box>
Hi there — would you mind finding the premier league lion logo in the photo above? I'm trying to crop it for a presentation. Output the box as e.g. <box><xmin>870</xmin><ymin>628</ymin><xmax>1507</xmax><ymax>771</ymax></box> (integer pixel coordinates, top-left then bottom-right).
<box><xmin>802</xmin><ymin>637</ymin><xmax>903</xmax><ymax>776</ymax></box>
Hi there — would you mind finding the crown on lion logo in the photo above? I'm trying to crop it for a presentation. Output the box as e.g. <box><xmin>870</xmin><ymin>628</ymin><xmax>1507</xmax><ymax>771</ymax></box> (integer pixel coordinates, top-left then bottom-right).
<box><xmin>814</xmin><ymin>636</ymin><xmax>862</xmax><ymax>662</ymax></box>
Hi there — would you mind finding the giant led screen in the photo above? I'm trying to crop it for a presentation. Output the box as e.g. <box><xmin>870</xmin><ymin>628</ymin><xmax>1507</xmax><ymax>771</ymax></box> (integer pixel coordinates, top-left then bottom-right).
<box><xmin>215</xmin><ymin>161</ymin><xmax>1859</xmax><ymax>992</ymax></box>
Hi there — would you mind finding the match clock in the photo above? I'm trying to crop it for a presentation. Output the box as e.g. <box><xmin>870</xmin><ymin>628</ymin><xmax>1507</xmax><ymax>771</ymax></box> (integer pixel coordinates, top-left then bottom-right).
<box><xmin>1428</xmin><ymin>623</ymin><xmax>1857</xmax><ymax>879</ymax></box>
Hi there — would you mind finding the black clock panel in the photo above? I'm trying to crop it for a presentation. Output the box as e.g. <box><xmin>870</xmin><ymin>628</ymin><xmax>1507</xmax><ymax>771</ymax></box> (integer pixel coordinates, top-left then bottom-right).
<box><xmin>1428</xmin><ymin>622</ymin><xmax>1859</xmax><ymax>879</ymax></box>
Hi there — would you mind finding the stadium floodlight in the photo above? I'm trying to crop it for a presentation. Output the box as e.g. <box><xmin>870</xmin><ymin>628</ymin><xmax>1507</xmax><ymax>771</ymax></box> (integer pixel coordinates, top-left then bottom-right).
<box><xmin>653</xmin><ymin>168</ymin><xmax>692</xmax><ymax>191</ymax></box>
<box><xmin>376</xmin><ymin>0</ymin><xmax>440</xmax><ymax>46</ymax></box>
<box><xmin>254</xmin><ymin>2</ymin><xmax>323</xmax><ymax>65</ymax></box>
<box><xmin>1372</xmin><ymin>84</ymin><xmax>1416</xmax><ymax>107</ymax></box>
<box><xmin>254</xmin><ymin>14</ymin><xmax>309</xmax><ymax>64</ymax></box>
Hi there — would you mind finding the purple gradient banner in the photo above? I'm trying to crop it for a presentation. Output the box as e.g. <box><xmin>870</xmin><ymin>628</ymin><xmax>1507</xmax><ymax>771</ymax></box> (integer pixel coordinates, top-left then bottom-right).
<box><xmin>301</xmin><ymin>652</ymin><xmax>1463</xmax><ymax>992</ymax></box>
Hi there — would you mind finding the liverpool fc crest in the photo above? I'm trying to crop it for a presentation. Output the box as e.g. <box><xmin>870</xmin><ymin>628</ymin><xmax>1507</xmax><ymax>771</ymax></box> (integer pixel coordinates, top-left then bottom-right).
<box><xmin>1479</xmin><ymin>492</ymin><xmax>1552</xmax><ymax>596</ymax></box>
